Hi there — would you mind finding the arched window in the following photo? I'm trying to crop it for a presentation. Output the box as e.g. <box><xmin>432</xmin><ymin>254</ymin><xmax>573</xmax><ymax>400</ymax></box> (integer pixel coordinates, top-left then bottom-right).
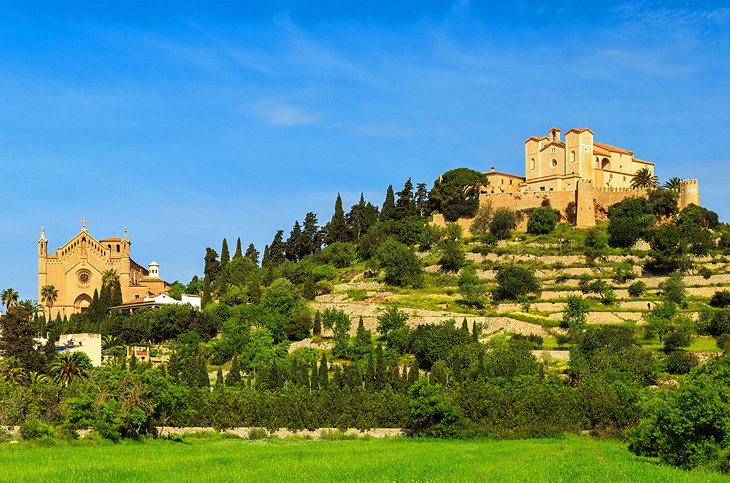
<box><xmin>570</xmin><ymin>151</ymin><xmax>576</xmax><ymax>163</ymax></box>
<box><xmin>530</xmin><ymin>158</ymin><xmax>535</xmax><ymax>170</ymax></box>
<box><xmin>551</xmin><ymin>159</ymin><xmax>558</xmax><ymax>168</ymax></box>
<box><xmin>116</xmin><ymin>244</ymin><xmax>120</xmax><ymax>253</ymax></box>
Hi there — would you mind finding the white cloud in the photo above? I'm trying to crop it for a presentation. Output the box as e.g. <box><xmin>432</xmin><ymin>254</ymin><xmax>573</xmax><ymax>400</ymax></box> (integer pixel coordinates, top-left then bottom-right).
<box><xmin>248</xmin><ymin>100</ymin><xmax>320</xmax><ymax>126</ymax></box>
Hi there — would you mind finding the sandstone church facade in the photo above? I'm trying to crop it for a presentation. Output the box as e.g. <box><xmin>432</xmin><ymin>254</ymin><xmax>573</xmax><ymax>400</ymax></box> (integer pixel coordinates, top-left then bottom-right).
<box><xmin>435</xmin><ymin>127</ymin><xmax>700</xmax><ymax>230</ymax></box>
<box><xmin>38</xmin><ymin>221</ymin><xmax>168</xmax><ymax>318</ymax></box>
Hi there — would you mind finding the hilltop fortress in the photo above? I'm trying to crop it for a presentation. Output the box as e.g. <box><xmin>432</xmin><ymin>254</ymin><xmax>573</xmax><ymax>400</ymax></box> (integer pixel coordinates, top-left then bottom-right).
<box><xmin>434</xmin><ymin>127</ymin><xmax>700</xmax><ymax>231</ymax></box>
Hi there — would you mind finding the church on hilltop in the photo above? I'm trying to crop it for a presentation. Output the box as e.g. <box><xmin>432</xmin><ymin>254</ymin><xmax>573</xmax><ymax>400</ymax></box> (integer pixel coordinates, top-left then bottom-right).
<box><xmin>435</xmin><ymin>127</ymin><xmax>700</xmax><ymax>230</ymax></box>
<box><xmin>37</xmin><ymin>220</ymin><xmax>168</xmax><ymax>318</ymax></box>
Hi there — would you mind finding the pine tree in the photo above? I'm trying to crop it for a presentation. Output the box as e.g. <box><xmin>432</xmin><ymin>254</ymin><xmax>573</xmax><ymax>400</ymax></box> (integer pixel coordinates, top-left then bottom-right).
<box><xmin>220</xmin><ymin>239</ymin><xmax>230</xmax><ymax>266</ymax></box>
<box><xmin>395</xmin><ymin>178</ymin><xmax>416</xmax><ymax>220</ymax></box>
<box><xmin>324</xmin><ymin>193</ymin><xmax>350</xmax><ymax>245</ymax></box>
<box><xmin>245</xmin><ymin>243</ymin><xmax>260</xmax><ymax>265</ymax></box>
<box><xmin>380</xmin><ymin>185</ymin><xmax>396</xmax><ymax>221</ymax></box>
<box><xmin>286</xmin><ymin>221</ymin><xmax>303</xmax><ymax>261</ymax></box>
<box><xmin>234</xmin><ymin>237</ymin><xmax>243</xmax><ymax>260</ymax></box>
<box><xmin>318</xmin><ymin>353</ymin><xmax>329</xmax><ymax>390</ymax></box>
<box><xmin>313</xmin><ymin>311</ymin><xmax>322</xmax><ymax>336</ymax></box>
<box><xmin>302</xmin><ymin>212</ymin><xmax>322</xmax><ymax>256</ymax></box>
<box><xmin>226</xmin><ymin>354</ymin><xmax>242</xmax><ymax>386</ymax></box>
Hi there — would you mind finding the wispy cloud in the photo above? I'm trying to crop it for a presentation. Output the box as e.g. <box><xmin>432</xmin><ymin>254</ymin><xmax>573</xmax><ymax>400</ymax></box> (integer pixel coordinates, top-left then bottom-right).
<box><xmin>248</xmin><ymin>100</ymin><xmax>320</xmax><ymax>126</ymax></box>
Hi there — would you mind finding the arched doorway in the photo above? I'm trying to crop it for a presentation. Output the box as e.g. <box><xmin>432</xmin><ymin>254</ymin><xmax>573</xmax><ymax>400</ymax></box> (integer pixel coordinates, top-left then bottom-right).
<box><xmin>73</xmin><ymin>293</ymin><xmax>93</xmax><ymax>312</ymax></box>
<box><xmin>601</xmin><ymin>158</ymin><xmax>610</xmax><ymax>170</ymax></box>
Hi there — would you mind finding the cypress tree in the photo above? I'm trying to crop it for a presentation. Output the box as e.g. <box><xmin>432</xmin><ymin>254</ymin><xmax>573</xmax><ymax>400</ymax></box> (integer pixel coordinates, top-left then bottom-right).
<box><xmin>216</xmin><ymin>366</ymin><xmax>224</xmax><ymax>388</ymax></box>
<box><xmin>415</xmin><ymin>182</ymin><xmax>429</xmax><ymax>217</ymax></box>
<box><xmin>303</xmin><ymin>274</ymin><xmax>316</xmax><ymax>301</ymax></box>
<box><xmin>312</xmin><ymin>311</ymin><xmax>322</xmax><ymax>336</ymax></box>
<box><xmin>310</xmin><ymin>361</ymin><xmax>319</xmax><ymax>390</ymax></box>
<box><xmin>324</xmin><ymin>193</ymin><xmax>350</xmax><ymax>245</ymax></box>
<box><xmin>234</xmin><ymin>237</ymin><xmax>243</xmax><ymax>259</ymax></box>
<box><xmin>203</xmin><ymin>247</ymin><xmax>220</xmax><ymax>287</ymax></box>
<box><xmin>226</xmin><ymin>354</ymin><xmax>242</xmax><ymax>386</ymax></box>
<box><xmin>333</xmin><ymin>364</ymin><xmax>343</xmax><ymax>389</ymax></box>
<box><xmin>129</xmin><ymin>353</ymin><xmax>138</xmax><ymax>371</ymax></box>
<box><xmin>461</xmin><ymin>317</ymin><xmax>469</xmax><ymax>338</ymax></box>
<box><xmin>352</xmin><ymin>361</ymin><xmax>363</xmax><ymax>388</ymax></box>
<box><xmin>220</xmin><ymin>239</ymin><xmax>230</xmax><ymax>266</ymax></box>
<box><xmin>302</xmin><ymin>212</ymin><xmax>321</xmax><ymax>256</ymax></box>
<box><xmin>245</xmin><ymin>243</ymin><xmax>260</xmax><ymax>265</ymax></box>
<box><xmin>380</xmin><ymin>185</ymin><xmax>396</xmax><ymax>221</ymax></box>
<box><xmin>248</xmin><ymin>280</ymin><xmax>262</xmax><ymax>304</ymax></box>
<box><xmin>375</xmin><ymin>343</ymin><xmax>387</xmax><ymax>390</ymax></box>
<box><xmin>197</xmin><ymin>355</ymin><xmax>210</xmax><ymax>388</ymax></box>
<box><xmin>408</xmin><ymin>359</ymin><xmax>419</xmax><ymax>385</ymax></box>
<box><xmin>365</xmin><ymin>352</ymin><xmax>375</xmax><ymax>390</ymax></box>
<box><xmin>395</xmin><ymin>178</ymin><xmax>416</xmax><ymax>220</ymax></box>
<box><xmin>472</xmin><ymin>321</ymin><xmax>480</xmax><ymax>343</ymax></box>
<box><xmin>270</xmin><ymin>360</ymin><xmax>282</xmax><ymax>390</ymax></box>
<box><xmin>266</xmin><ymin>231</ymin><xmax>286</xmax><ymax>268</ymax></box>
<box><xmin>318</xmin><ymin>353</ymin><xmax>329</xmax><ymax>390</ymax></box>
<box><xmin>352</xmin><ymin>316</ymin><xmax>373</xmax><ymax>359</ymax></box>
<box><xmin>286</xmin><ymin>221</ymin><xmax>303</xmax><ymax>261</ymax></box>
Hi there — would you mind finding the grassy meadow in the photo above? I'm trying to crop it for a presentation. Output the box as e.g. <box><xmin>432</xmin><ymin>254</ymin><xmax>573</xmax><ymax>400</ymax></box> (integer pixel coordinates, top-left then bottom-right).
<box><xmin>0</xmin><ymin>434</ymin><xmax>727</xmax><ymax>482</ymax></box>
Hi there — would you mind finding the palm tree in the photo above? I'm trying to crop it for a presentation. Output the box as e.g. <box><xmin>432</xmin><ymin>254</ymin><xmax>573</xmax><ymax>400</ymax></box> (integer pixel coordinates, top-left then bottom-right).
<box><xmin>40</xmin><ymin>285</ymin><xmax>58</xmax><ymax>321</ymax></box>
<box><xmin>102</xmin><ymin>269</ymin><xmax>119</xmax><ymax>287</ymax></box>
<box><xmin>25</xmin><ymin>371</ymin><xmax>50</xmax><ymax>386</ymax></box>
<box><xmin>17</xmin><ymin>300</ymin><xmax>43</xmax><ymax>322</ymax></box>
<box><xmin>102</xmin><ymin>334</ymin><xmax>119</xmax><ymax>356</ymax></box>
<box><xmin>1</xmin><ymin>288</ymin><xmax>18</xmax><ymax>312</ymax></box>
<box><xmin>0</xmin><ymin>356</ymin><xmax>26</xmax><ymax>384</ymax></box>
<box><xmin>630</xmin><ymin>168</ymin><xmax>659</xmax><ymax>190</ymax></box>
<box><xmin>51</xmin><ymin>351</ymin><xmax>90</xmax><ymax>387</ymax></box>
<box><xmin>663</xmin><ymin>177</ymin><xmax>681</xmax><ymax>192</ymax></box>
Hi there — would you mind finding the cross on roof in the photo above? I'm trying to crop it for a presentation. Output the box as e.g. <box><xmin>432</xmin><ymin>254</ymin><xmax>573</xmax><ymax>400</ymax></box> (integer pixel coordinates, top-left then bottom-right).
<box><xmin>81</xmin><ymin>217</ymin><xmax>88</xmax><ymax>230</ymax></box>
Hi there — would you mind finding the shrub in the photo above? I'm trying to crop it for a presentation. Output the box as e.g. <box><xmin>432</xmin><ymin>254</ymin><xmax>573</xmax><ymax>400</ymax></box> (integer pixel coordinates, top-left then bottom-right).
<box><xmin>346</xmin><ymin>289</ymin><xmax>368</xmax><ymax>301</ymax></box>
<box><xmin>612</xmin><ymin>260</ymin><xmax>636</xmax><ymax>283</ymax></box>
<box><xmin>710</xmin><ymin>290</ymin><xmax>730</xmax><ymax>308</ymax></box>
<box><xmin>492</xmin><ymin>265</ymin><xmax>540</xmax><ymax>301</ymax></box>
<box><xmin>317</xmin><ymin>242</ymin><xmax>356</xmax><ymax>268</ymax></box>
<box><xmin>20</xmin><ymin>419</ymin><xmax>55</xmax><ymax>440</ymax></box>
<box><xmin>489</xmin><ymin>208</ymin><xmax>517</xmax><ymax>240</ymax></box>
<box><xmin>458</xmin><ymin>266</ymin><xmax>485</xmax><ymax>308</ymax></box>
<box><xmin>527</xmin><ymin>206</ymin><xmax>559</xmax><ymax>234</ymax></box>
<box><xmin>561</xmin><ymin>296</ymin><xmax>589</xmax><ymax>332</ymax></box>
<box><xmin>248</xmin><ymin>427</ymin><xmax>269</xmax><ymax>440</ymax></box>
<box><xmin>315</xmin><ymin>280</ymin><xmax>334</xmax><ymax>296</ymax></box>
<box><xmin>628</xmin><ymin>355</ymin><xmax>730</xmax><ymax>469</ymax></box>
<box><xmin>665</xmin><ymin>351</ymin><xmax>698</xmax><ymax>375</ymax></box>
<box><xmin>607</xmin><ymin>197</ymin><xmax>654</xmax><ymax>248</ymax></box>
<box><xmin>376</xmin><ymin>239</ymin><xmax>424</xmax><ymax>288</ymax></box>
<box><xmin>438</xmin><ymin>240</ymin><xmax>465</xmax><ymax>272</ymax></box>
<box><xmin>659</xmin><ymin>272</ymin><xmax>686</xmax><ymax>306</ymax></box>
<box><xmin>627</xmin><ymin>281</ymin><xmax>647</xmax><ymax>297</ymax></box>
<box><xmin>698</xmin><ymin>266</ymin><xmax>713</xmax><ymax>280</ymax></box>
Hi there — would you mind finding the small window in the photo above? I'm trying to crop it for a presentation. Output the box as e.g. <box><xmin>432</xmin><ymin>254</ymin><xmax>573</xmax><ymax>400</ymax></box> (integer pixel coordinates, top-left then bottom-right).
<box><xmin>116</xmin><ymin>244</ymin><xmax>120</xmax><ymax>253</ymax></box>
<box><xmin>551</xmin><ymin>159</ymin><xmax>558</xmax><ymax>168</ymax></box>
<box><xmin>501</xmin><ymin>179</ymin><xmax>504</xmax><ymax>184</ymax></box>
<box><xmin>509</xmin><ymin>179</ymin><xmax>513</xmax><ymax>185</ymax></box>
<box><xmin>570</xmin><ymin>151</ymin><xmax>576</xmax><ymax>163</ymax></box>
<box><xmin>540</xmin><ymin>186</ymin><xmax>545</xmax><ymax>192</ymax></box>
<box><xmin>550</xmin><ymin>147</ymin><xmax>556</xmax><ymax>154</ymax></box>
<box><xmin>530</xmin><ymin>158</ymin><xmax>535</xmax><ymax>170</ymax></box>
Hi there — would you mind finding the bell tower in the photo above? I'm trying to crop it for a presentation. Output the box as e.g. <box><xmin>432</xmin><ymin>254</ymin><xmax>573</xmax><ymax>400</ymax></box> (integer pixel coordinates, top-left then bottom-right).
<box><xmin>38</xmin><ymin>227</ymin><xmax>48</xmax><ymax>305</ymax></box>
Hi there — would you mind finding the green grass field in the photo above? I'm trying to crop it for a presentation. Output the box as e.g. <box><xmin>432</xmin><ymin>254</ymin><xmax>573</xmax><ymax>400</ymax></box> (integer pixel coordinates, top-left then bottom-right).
<box><xmin>0</xmin><ymin>434</ymin><xmax>727</xmax><ymax>482</ymax></box>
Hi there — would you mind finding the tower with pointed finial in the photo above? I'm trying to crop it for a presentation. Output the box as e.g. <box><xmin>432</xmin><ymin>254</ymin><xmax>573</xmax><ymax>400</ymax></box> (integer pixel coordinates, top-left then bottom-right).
<box><xmin>37</xmin><ymin>223</ymin><xmax>168</xmax><ymax>317</ymax></box>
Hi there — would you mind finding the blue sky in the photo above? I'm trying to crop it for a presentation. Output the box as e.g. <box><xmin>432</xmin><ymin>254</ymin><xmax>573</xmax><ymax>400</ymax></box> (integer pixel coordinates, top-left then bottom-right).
<box><xmin>1</xmin><ymin>0</ymin><xmax>729</xmax><ymax>301</ymax></box>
